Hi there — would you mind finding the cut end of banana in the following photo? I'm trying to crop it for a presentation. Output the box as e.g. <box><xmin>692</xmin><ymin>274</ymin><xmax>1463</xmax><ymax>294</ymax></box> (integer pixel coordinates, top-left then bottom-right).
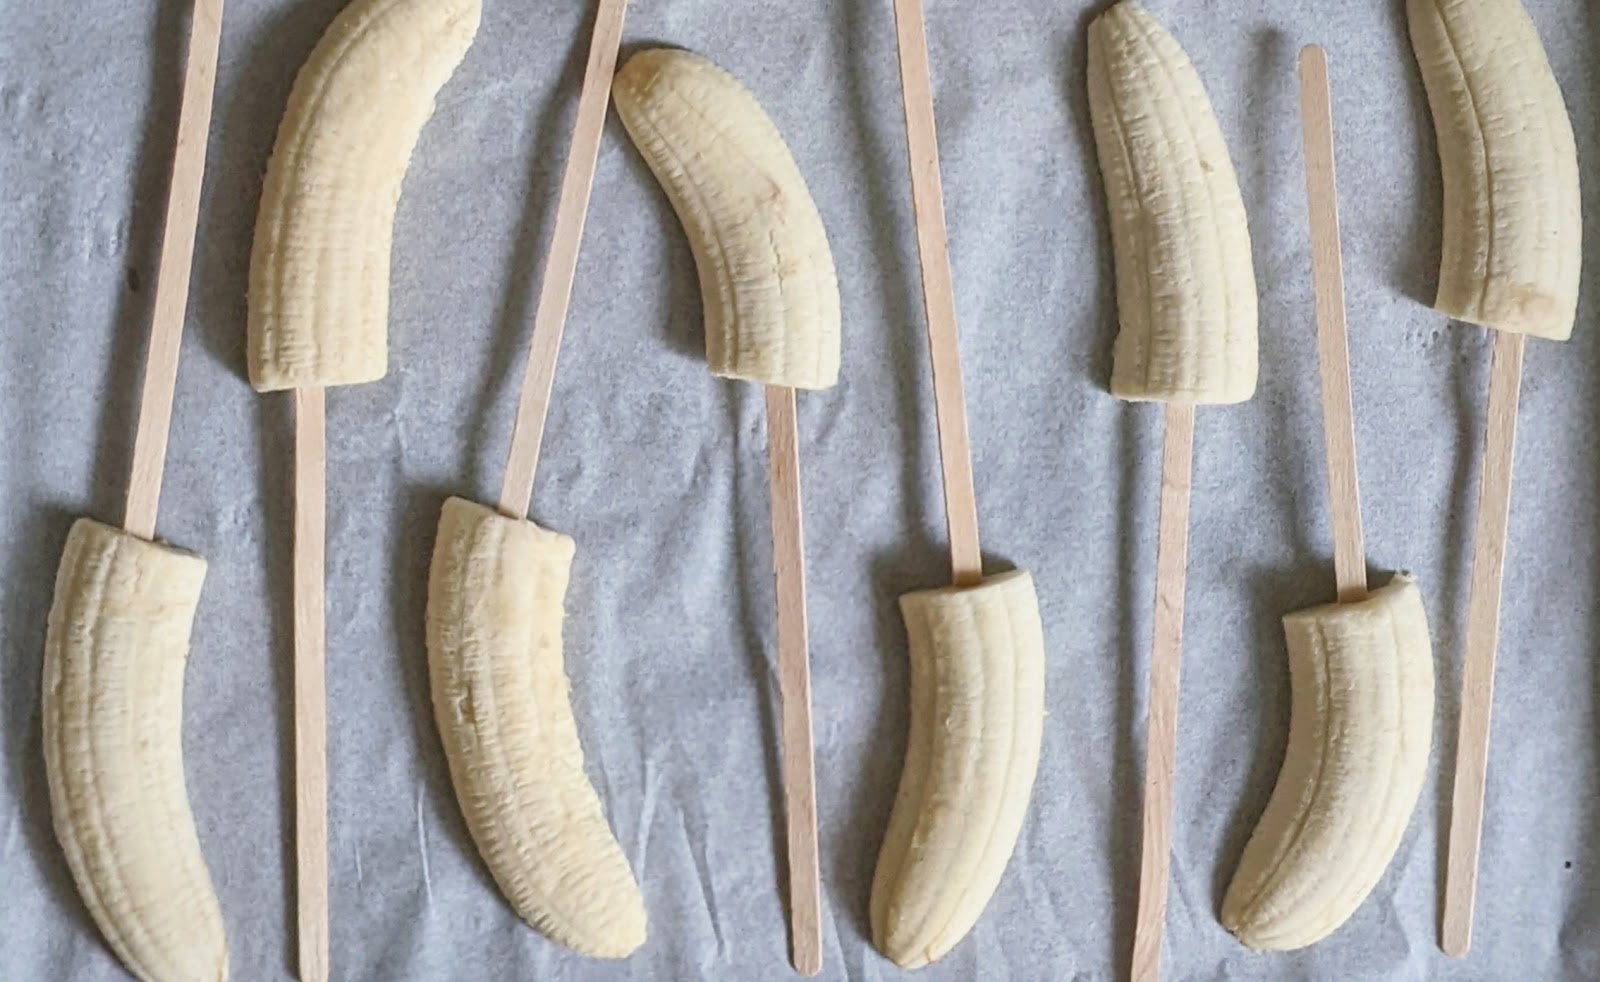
<box><xmin>1087</xmin><ymin>1</ymin><xmax>1259</xmax><ymax>404</ymax></box>
<box><xmin>613</xmin><ymin>47</ymin><xmax>842</xmax><ymax>391</ymax></box>
<box><xmin>1409</xmin><ymin>0</ymin><xmax>1580</xmax><ymax>341</ymax></box>
<box><xmin>247</xmin><ymin>0</ymin><xmax>483</xmax><ymax>391</ymax></box>
<box><xmin>43</xmin><ymin>519</ymin><xmax>228</xmax><ymax>982</ymax></box>
<box><xmin>871</xmin><ymin>570</ymin><xmax>1045</xmax><ymax>968</ymax></box>
<box><xmin>1221</xmin><ymin>574</ymin><xmax>1434</xmax><ymax>951</ymax></box>
<box><xmin>426</xmin><ymin>497</ymin><xmax>646</xmax><ymax>959</ymax></box>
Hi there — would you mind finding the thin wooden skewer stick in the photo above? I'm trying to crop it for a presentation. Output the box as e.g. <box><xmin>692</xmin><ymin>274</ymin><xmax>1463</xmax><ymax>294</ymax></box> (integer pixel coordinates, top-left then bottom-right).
<box><xmin>499</xmin><ymin>0</ymin><xmax>630</xmax><ymax>520</ymax></box>
<box><xmin>891</xmin><ymin>0</ymin><xmax>982</xmax><ymax>587</ymax></box>
<box><xmin>123</xmin><ymin>0</ymin><xmax>227</xmax><ymax>540</ymax></box>
<box><xmin>1297</xmin><ymin>46</ymin><xmax>1367</xmax><ymax>603</ymax></box>
<box><xmin>293</xmin><ymin>386</ymin><xmax>329</xmax><ymax>982</ymax></box>
<box><xmin>764</xmin><ymin>385</ymin><xmax>822</xmax><ymax>976</ymax></box>
<box><xmin>1441</xmin><ymin>328</ymin><xmax>1524</xmax><ymax>958</ymax></box>
<box><xmin>1130</xmin><ymin>402</ymin><xmax>1194</xmax><ymax>982</ymax></box>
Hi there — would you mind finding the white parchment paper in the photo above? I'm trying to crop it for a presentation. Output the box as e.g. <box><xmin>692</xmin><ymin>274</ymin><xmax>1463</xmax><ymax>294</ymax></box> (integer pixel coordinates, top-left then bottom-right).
<box><xmin>3</xmin><ymin>0</ymin><xmax>1599</xmax><ymax>978</ymax></box>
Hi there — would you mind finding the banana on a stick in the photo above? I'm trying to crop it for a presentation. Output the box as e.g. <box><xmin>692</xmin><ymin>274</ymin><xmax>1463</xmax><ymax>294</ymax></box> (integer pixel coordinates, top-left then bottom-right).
<box><xmin>867</xmin><ymin>0</ymin><xmax>1050</xmax><ymax>963</ymax></box>
<box><xmin>1087</xmin><ymin>5</ymin><xmax>1257</xmax><ymax>978</ymax></box>
<box><xmin>43</xmin><ymin>521</ymin><xmax>227</xmax><ymax>982</ymax></box>
<box><xmin>248</xmin><ymin>0</ymin><xmax>481</xmax><ymax>974</ymax></box>
<box><xmin>415</xmin><ymin>0</ymin><xmax>644</xmax><ymax>958</ymax></box>
<box><xmin>43</xmin><ymin>0</ymin><xmax>228</xmax><ymax>977</ymax></box>
<box><xmin>1409</xmin><ymin>0</ymin><xmax>1580</xmax><ymax>957</ymax></box>
<box><xmin>614</xmin><ymin>47</ymin><xmax>840</xmax><ymax>973</ymax></box>
<box><xmin>1222</xmin><ymin>45</ymin><xmax>1436</xmax><ymax>953</ymax></box>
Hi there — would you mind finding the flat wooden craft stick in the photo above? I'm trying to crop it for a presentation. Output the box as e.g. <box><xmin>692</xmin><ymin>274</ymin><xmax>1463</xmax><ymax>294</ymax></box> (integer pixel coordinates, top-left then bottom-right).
<box><xmin>124</xmin><ymin>0</ymin><xmax>227</xmax><ymax>540</ymax></box>
<box><xmin>293</xmin><ymin>387</ymin><xmax>329</xmax><ymax>982</ymax></box>
<box><xmin>764</xmin><ymin>385</ymin><xmax>823</xmax><ymax>976</ymax></box>
<box><xmin>499</xmin><ymin>0</ymin><xmax>630</xmax><ymax>520</ymax></box>
<box><xmin>1131</xmin><ymin>402</ymin><xmax>1195</xmax><ymax>982</ymax></box>
<box><xmin>1441</xmin><ymin>329</ymin><xmax>1525</xmax><ymax>958</ymax></box>
<box><xmin>1296</xmin><ymin>46</ymin><xmax>1367</xmax><ymax>604</ymax></box>
<box><xmin>890</xmin><ymin>0</ymin><xmax>981</xmax><ymax>586</ymax></box>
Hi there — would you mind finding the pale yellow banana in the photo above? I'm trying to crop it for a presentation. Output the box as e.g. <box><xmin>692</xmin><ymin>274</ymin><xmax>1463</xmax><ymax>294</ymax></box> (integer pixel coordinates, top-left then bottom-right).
<box><xmin>426</xmin><ymin>497</ymin><xmax>645</xmax><ymax>958</ymax></box>
<box><xmin>1409</xmin><ymin>0</ymin><xmax>1580</xmax><ymax>340</ymax></box>
<box><xmin>42</xmin><ymin>519</ymin><xmax>226</xmax><ymax>982</ymax></box>
<box><xmin>1222</xmin><ymin>575</ymin><xmax>1434</xmax><ymax>950</ymax></box>
<box><xmin>1087</xmin><ymin>1</ymin><xmax>1257</xmax><ymax>404</ymax></box>
<box><xmin>248</xmin><ymin>0</ymin><xmax>481</xmax><ymax>391</ymax></box>
<box><xmin>612</xmin><ymin>48</ymin><xmax>841</xmax><ymax>390</ymax></box>
<box><xmin>870</xmin><ymin>570</ymin><xmax>1045</xmax><ymax>969</ymax></box>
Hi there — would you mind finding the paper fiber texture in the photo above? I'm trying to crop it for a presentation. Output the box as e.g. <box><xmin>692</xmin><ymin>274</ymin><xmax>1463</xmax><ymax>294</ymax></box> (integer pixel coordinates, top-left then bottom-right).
<box><xmin>2</xmin><ymin>0</ymin><xmax>1598</xmax><ymax>978</ymax></box>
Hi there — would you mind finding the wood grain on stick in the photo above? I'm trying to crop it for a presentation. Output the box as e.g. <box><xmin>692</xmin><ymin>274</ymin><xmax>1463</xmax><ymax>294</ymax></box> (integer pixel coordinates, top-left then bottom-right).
<box><xmin>1296</xmin><ymin>46</ymin><xmax>1367</xmax><ymax>604</ymax></box>
<box><xmin>124</xmin><ymin>0</ymin><xmax>227</xmax><ymax>540</ymax></box>
<box><xmin>294</xmin><ymin>387</ymin><xmax>329</xmax><ymax>982</ymax></box>
<box><xmin>499</xmin><ymin>0</ymin><xmax>630</xmax><ymax>520</ymax></box>
<box><xmin>764</xmin><ymin>385</ymin><xmax>823</xmax><ymax>976</ymax></box>
<box><xmin>891</xmin><ymin>0</ymin><xmax>981</xmax><ymax>586</ymax></box>
<box><xmin>1441</xmin><ymin>329</ymin><xmax>1525</xmax><ymax>959</ymax></box>
<box><xmin>1131</xmin><ymin>402</ymin><xmax>1194</xmax><ymax>982</ymax></box>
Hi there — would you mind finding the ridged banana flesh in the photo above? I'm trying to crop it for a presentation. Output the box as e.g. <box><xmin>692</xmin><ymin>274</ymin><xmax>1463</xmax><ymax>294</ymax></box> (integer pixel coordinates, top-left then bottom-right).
<box><xmin>426</xmin><ymin>497</ymin><xmax>646</xmax><ymax>958</ymax></box>
<box><xmin>1221</xmin><ymin>575</ymin><xmax>1434</xmax><ymax>950</ymax></box>
<box><xmin>1409</xmin><ymin>0</ymin><xmax>1580</xmax><ymax>340</ymax></box>
<box><xmin>42</xmin><ymin>519</ymin><xmax>227</xmax><ymax>982</ymax></box>
<box><xmin>247</xmin><ymin>0</ymin><xmax>481</xmax><ymax>391</ymax></box>
<box><xmin>1087</xmin><ymin>1</ymin><xmax>1258</xmax><ymax>404</ymax></box>
<box><xmin>612</xmin><ymin>48</ymin><xmax>841</xmax><ymax>391</ymax></box>
<box><xmin>871</xmin><ymin>570</ymin><xmax>1045</xmax><ymax>969</ymax></box>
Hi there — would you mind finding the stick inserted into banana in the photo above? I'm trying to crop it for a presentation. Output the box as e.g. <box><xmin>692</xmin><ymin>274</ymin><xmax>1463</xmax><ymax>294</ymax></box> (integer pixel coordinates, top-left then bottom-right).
<box><xmin>613</xmin><ymin>47</ymin><xmax>838</xmax><ymax>975</ymax></box>
<box><xmin>1086</xmin><ymin>4</ymin><xmax>1257</xmax><ymax>978</ymax></box>
<box><xmin>866</xmin><ymin>0</ymin><xmax>1047</xmax><ymax>970</ymax></box>
<box><xmin>1406</xmin><ymin>0</ymin><xmax>1581</xmax><ymax>958</ymax></box>
<box><xmin>1219</xmin><ymin>47</ymin><xmax>1434</xmax><ymax>953</ymax></box>
<box><xmin>41</xmin><ymin>3</ymin><xmax>228</xmax><ymax>981</ymax></box>
<box><xmin>422</xmin><ymin>0</ymin><xmax>646</xmax><ymax>960</ymax></box>
<box><xmin>248</xmin><ymin>0</ymin><xmax>480</xmax><ymax>976</ymax></box>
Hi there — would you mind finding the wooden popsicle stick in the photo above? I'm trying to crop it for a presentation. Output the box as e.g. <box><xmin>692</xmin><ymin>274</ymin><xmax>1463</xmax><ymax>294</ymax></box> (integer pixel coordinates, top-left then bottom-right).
<box><xmin>1130</xmin><ymin>402</ymin><xmax>1195</xmax><ymax>982</ymax></box>
<box><xmin>1441</xmin><ymin>329</ymin><xmax>1525</xmax><ymax>958</ymax></box>
<box><xmin>890</xmin><ymin>0</ymin><xmax>982</xmax><ymax>587</ymax></box>
<box><xmin>764</xmin><ymin>385</ymin><xmax>823</xmax><ymax>976</ymax></box>
<box><xmin>123</xmin><ymin>0</ymin><xmax>227</xmax><ymax>540</ymax></box>
<box><xmin>498</xmin><ymin>0</ymin><xmax>630</xmax><ymax>521</ymax></box>
<box><xmin>293</xmin><ymin>387</ymin><xmax>329</xmax><ymax>982</ymax></box>
<box><xmin>1296</xmin><ymin>46</ymin><xmax>1367</xmax><ymax>604</ymax></box>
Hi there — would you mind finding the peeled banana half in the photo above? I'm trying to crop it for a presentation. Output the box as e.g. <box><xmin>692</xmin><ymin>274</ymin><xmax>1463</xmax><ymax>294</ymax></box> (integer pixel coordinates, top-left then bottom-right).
<box><xmin>42</xmin><ymin>519</ymin><xmax>226</xmax><ymax>982</ymax></box>
<box><xmin>612</xmin><ymin>47</ymin><xmax>842</xmax><ymax>390</ymax></box>
<box><xmin>1087</xmin><ymin>0</ymin><xmax>1258</xmax><ymax>404</ymax></box>
<box><xmin>1222</xmin><ymin>576</ymin><xmax>1434</xmax><ymax>950</ymax></box>
<box><xmin>248</xmin><ymin>0</ymin><xmax>482</xmax><ymax>391</ymax></box>
<box><xmin>870</xmin><ymin>571</ymin><xmax>1046</xmax><ymax>969</ymax></box>
<box><xmin>426</xmin><ymin>498</ymin><xmax>646</xmax><ymax>958</ymax></box>
<box><xmin>1409</xmin><ymin>0</ymin><xmax>1580</xmax><ymax>340</ymax></box>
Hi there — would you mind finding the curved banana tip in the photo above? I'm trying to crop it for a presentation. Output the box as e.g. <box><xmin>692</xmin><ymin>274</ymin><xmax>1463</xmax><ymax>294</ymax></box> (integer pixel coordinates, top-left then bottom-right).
<box><xmin>426</xmin><ymin>497</ymin><xmax>646</xmax><ymax>959</ymax></box>
<box><xmin>44</xmin><ymin>519</ymin><xmax>228</xmax><ymax>982</ymax></box>
<box><xmin>871</xmin><ymin>570</ymin><xmax>1045</xmax><ymax>969</ymax></box>
<box><xmin>614</xmin><ymin>46</ymin><xmax>683</xmax><ymax>89</ymax></box>
<box><xmin>1221</xmin><ymin>574</ymin><xmax>1433</xmax><ymax>951</ymax></box>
